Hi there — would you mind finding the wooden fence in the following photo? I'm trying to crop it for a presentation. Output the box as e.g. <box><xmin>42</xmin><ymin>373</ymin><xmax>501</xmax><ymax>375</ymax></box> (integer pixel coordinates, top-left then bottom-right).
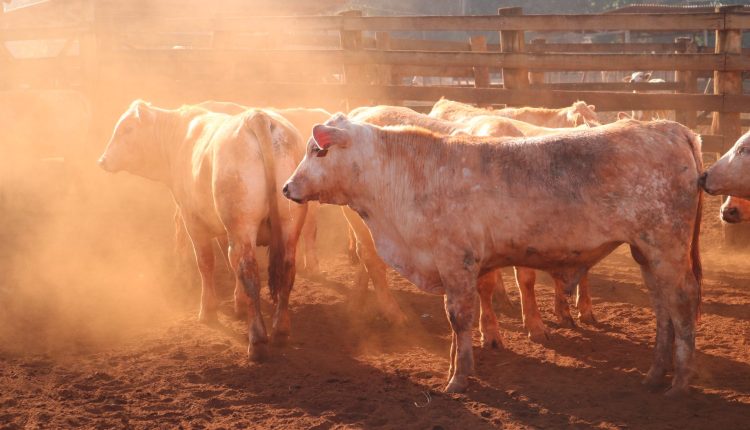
<box><xmin>1</xmin><ymin>2</ymin><xmax>749</xmax><ymax>153</ymax></box>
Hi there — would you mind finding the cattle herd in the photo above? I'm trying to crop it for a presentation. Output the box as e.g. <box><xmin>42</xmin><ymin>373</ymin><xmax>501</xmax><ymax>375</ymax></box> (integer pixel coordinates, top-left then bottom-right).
<box><xmin>96</xmin><ymin>93</ymin><xmax>750</xmax><ymax>398</ymax></box>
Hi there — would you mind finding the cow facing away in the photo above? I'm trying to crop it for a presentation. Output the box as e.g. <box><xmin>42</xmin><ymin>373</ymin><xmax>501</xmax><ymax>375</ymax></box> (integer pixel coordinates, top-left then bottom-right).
<box><xmin>197</xmin><ymin>101</ymin><xmax>406</xmax><ymax>325</ymax></box>
<box><xmin>99</xmin><ymin>101</ymin><xmax>307</xmax><ymax>361</ymax></box>
<box><xmin>721</xmin><ymin>196</ymin><xmax>750</xmax><ymax>223</ymax></box>
<box><xmin>701</xmin><ymin>130</ymin><xmax>750</xmax><ymax>198</ymax></box>
<box><xmin>429</xmin><ymin>98</ymin><xmax>600</xmax><ymax>128</ymax></box>
<box><xmin>283</xmin><ymin>116</ymin><xmax>703</xmax><ymax>395</ymax></box>
<box><xmin>195</xmin><ymin>100</ymin><xmax>330</xmax><ymax>276</ymax></box>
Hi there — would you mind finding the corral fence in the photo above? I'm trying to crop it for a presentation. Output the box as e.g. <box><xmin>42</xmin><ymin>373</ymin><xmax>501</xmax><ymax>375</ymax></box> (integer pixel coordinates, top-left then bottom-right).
<box><xmin>1</xmin><ymin>2</ymin><xmax>750</xmax><ymax>154</ymax></box>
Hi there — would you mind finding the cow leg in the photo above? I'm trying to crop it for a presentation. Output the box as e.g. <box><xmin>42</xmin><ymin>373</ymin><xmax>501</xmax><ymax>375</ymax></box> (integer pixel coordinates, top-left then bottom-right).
<box><xmin>300</xmin><ymin>201</ymin><xmax>322</xmax><ymax>276</ymax></box>
<box><xmin>228</xmin><ymin>238</ymin><xmax>268</xmax><ymax>362</ymax></box>
<box><xmin>514</xmin><ymin>267</ymin><xmax>549</xmax><ymax>342</ymax></box>
<box><xmin>346</xmin><ymin>224</ymin><xmax>359</xmax><ymax>265</ymax></box>
<box><xmin>448</xmin><ymin>331</ymin><xmax>457</xmax><ymax>381</ymax></box>
<box><xmin>269</xmin><ymin>224</ymin><xmax>302</xmax><ymax>346</ymax></box>
<box><xmin>441</xmin><ymin>272</ymin><xmax>478</xmax><ymax>393</ymax></box>
<box><xmin>639</xmin><ymin>254</ymin><xmax>698</xmax><ymax>396</ymax></box>
<box><xmin>576</xmin><ymin>274</ymin><xmax>596</xmax><ymax>324</ymax></box>
<box><xmin>477</xmin><ymin>270</ymin><xmax>502</xmax><ymax>349</ymax></box>
<box><xmin>493</xmin><ymin>270</ymin><xmax>518</xmax><ymax>317</ymax></box>
<box><xmin>342</xmin><ymin>207</ymin><xmax>406</xmax><ymax>325</ymax></box>
<box><xmin>553</xmin><ymin>277</ymin><xmax>576</xmax><ymax>328</ymax></box>
<box><xmin>666</xmin><ymin>269</ymin><xmax>700</xmax><ymax>397</ymax></box>
<box><xmin>191</xmin><ymin>234</ymin><xmax>218</xmax><ymax>324</ymax></box>
<box><xmin>215</xmin><ymin>236</ymin><xmax>248</xmax><ymax>319</ymax></box>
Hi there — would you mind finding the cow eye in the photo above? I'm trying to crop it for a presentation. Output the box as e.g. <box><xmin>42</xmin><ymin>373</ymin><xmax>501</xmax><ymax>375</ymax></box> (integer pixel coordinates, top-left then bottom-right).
<box><xmin>738</xmin><ymin>147</ymin><xmax>749</xmax><ymax>156</ymax></box>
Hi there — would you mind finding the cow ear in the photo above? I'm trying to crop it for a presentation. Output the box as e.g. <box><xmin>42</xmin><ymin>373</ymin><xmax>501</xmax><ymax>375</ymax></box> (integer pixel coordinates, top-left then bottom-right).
<box><xmin>617</xmin><ymin>112</ymin><xmax>631</xmax><ymax>120</ymax></box>
<box><xmin>622</xmin><ymin>76</ymin><xmax>632</xmax><ymax>83</ymax></box>
<box><xmin>644</xmin><ymin>72</ymin><xmax>652</xmax><ymax>80</ymax></box>
<box><xmin>313</xmin><ymin>124</ymin><xmax>350</xmax><ymax>150</ymax></box>
<box><xmin>132</xmin><ymin>100</ymin><xmax>154</xmax><ymax>123</ymax></box>
<box><xmin>588</xmin><ymin>104</ymin><xmax>596</xmax><ymax>111</ymax></box>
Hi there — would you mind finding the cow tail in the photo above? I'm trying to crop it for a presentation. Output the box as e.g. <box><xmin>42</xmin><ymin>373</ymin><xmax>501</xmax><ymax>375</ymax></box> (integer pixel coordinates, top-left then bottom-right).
<box><xmin>685</xmin><ymin>128</ymin><xmax>704</xmax><ymax>322</ymax></box>
<box><xmin>246</xmin><ymin>110</ymin><xmax>284</xmax><ymax>300</ymax></box>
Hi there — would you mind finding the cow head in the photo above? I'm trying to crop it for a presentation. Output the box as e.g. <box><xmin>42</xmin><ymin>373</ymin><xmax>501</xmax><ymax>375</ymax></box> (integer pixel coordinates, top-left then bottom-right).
<box><xmin>98</xmin><ymin>100</ymin><xmax>164</xmax><ymax>181</ymax></box>
<box><xmin>701</xmin><ymin>131</ymin><xmax>750</xmax><ymax>197</ymax></box>
<box><xmin>283</xmin><ymin>113</ymin><xmax>369</xmax><ymax>206</ymax></box>
<box><xmin>567</xmin><ymin>101</ymin><xmax>600</xmax><ymax>127</ymax></box>
<box><xmin>623</xmin><ymin>71</ymin><xmax>652</xmax><ymax>83</ymax></box>
<box><xmin>721</xmin><ymin>196</ymin><xmax>750</xmax><ymax>224</ymax></box>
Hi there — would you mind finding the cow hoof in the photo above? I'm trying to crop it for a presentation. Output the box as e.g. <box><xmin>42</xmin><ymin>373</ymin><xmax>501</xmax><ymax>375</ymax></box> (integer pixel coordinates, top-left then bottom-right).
<box><xmin>481</xmin><ymin>338</ymin><xmax>503</xmax><ymax>350</ymax></box>
<box><xmin>664</xmin><ymin>385</ymin><xmax>690</xmax><ymax>398</ymax></box>
<box><xmin>271</xmin><ymin>332</ymin><xmax>290</xmax><ymax>347</ymax></box>
<box><xmin>527</xmin><ymin>327</ymin><xmax>550</xmax><ymax>343</ymax></box>
<box><xmin>248</xmin><ymin>343</ymin><xmax>269</xmax><ymax>363</ymax></box>
<box><xmin>558</xmin><ymin>315</ymin><xmax>576</xmax><ymax>328</ymax></box>
<box><xmin>578</xmin><ymin>311</ymin><xmax>597</xmax><ymax>325</ymax></box>
<box><xmin>642</xmin><ymin>369</ymin><xmax>666</xmax><ymax>390</ymax></box>
<box><xmin>444</xmin><ymin>378</ymin><xmax>469</xmax><ymax>393</ymax></box>
<box><xmin>481</xmin><ymin>332</ymin><xmax>503</xmax><ymax>349</ymax></box>
<box><xmin>198</xmin><ymin>311</ymin><xmax>218</xmax><ymax>325</ymax></box>
<box><xmin>386</xmin><ymin>311</ymin><xmax>408</xmax><ymax>327</ymax></box>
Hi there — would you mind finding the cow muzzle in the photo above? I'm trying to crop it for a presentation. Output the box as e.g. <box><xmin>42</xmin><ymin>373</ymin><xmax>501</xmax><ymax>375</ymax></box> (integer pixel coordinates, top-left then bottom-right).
<box><xmin>282</xmin><ymin>182</ymin><xmax>304</xmax><ymax>204</ymax></box>
<box><xmin>97</xmin><ymin>156</ymin><xmax>111</xmax><ymax>171</ymax></box>
<box><xmin>697</xmin><ymin>172</ymin><xmax>714</xmax><ymax>194</ymax></box>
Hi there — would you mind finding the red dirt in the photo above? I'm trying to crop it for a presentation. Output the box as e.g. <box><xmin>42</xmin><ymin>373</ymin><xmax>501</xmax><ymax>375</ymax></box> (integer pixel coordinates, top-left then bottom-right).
<box><xmin>2</xmin><ymin>236</ymin><xmax>750</xmax><ymax>429</ymax></box>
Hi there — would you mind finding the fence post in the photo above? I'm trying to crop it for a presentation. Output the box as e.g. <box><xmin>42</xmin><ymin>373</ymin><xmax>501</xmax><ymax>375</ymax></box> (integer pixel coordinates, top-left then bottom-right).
<box><xmin>528</xmin><ymin>38</ymin><xmax>546</xmax><ymax>86</ymax></box>
<box><xmin>674</xmin><ymin>37</ymin><xmax>697</xmax><ymax>128</ymax></box>
<box><xmin>339</xmin><ymin>10</ymin><xmax>366</xmax><ymax>112</ymax></box>
<box><xmin>498</xmin><ymin>7</ymin><xmax>528</xmax><ymax>99</ymax></box>
<box><xmin>711</xmin><ymin>5</ymin><xmax>743</xmax><ymax>153</ymax></box>
<box><xmin>470</xmin><ymin>35</ymin><xmax>490</xmax><ymax>106</ymax></box>
<box><xmin>375</xmin><ymin>31</ymin><xmax>393</xmax><ymax>105</ymax></box>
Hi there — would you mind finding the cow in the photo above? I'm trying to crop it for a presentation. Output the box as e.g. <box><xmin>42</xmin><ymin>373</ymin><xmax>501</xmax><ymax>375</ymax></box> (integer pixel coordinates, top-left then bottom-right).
<box><xmin>429</xmin><ymin>98</ymin><xmax>601</xmax><ymax>128</ymax></box>
<box><xmin>623</xmin><ymin>71</ymin><xmax>671</xmax><ymax>121</ymax></box>
<box><xmin>720</xmin><ymin>196</ymin><xmax>750</xmax><ymax>223</ymax></box>
<box><xmin>429</xmin><ymin>102</ymin><xmax>601</xmax><ymax>335</ymax></box>
<box><xmin>193</xmin><ymin>101</ymin><xmax>328</xmax><ymax>276</ymax></box>
<box><xmin>99</xmin><ymin>100</ymin><xmax>307</xmax><ymax>361</ymax></box>
<box><xmin>700</xmin><ymin>131</ymin><xmax>750</xmax><ymax>198</ymax></box>
<box><xmin>283</xmin><ymin>116</ymin><xmax>703</xmax><ymax>395</ymax></box>
<box><xmin>194</xmin><ymin>102</ymin><xmax>406</xmax><ymax>324</ymax></box>
<box><xmin>351</xmin><ymin>105</ymin><xmax>596</xmax><ymax>341</ymax></box>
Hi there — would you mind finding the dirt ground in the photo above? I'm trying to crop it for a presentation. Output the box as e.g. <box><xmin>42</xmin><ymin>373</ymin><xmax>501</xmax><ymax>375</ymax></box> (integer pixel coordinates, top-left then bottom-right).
<box><xmin>2</xmin><ymin>195</ymin><xmax>750</xmax><ymax>430</ymax></box>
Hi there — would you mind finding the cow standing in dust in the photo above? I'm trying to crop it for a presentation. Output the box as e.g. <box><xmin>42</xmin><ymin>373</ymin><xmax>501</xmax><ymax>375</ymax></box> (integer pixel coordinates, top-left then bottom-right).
<box><xmin>283</xmin><ymin>116</ymin><xmax>703</xmax><ymax>395</ymax></box>
<box><xmin>99</xmin><ymin>100</ymin><xmax>307</xmax><ymax>361</ymax></box>
<box><xmin>350</xmin><ymin>104</ymin><xmax>598</xmax><ymax>343</ymax></box>
<box><xmin>428</xmin><ymin>100</ymin><xmax>600</xmax><ymax>337</ymax></box>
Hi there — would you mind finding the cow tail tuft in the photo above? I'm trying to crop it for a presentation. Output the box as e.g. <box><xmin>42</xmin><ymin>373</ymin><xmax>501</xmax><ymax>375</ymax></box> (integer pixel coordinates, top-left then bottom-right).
<box><xmin>246</xmin><ymin>110</ymin><xmax>284</xmax><ymax>300</ymax></box>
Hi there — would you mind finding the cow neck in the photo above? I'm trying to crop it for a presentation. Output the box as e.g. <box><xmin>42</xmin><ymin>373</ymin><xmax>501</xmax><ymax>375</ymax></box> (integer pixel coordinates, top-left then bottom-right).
<box><xmin>351</xmin><ymin>127</ymin><xmax>449</xmax><ymax>216</ymax></box>
<box><xmin>153</xmin><ymin>107</ymin><xmax>202</xmax><ymax>189</ymax></box>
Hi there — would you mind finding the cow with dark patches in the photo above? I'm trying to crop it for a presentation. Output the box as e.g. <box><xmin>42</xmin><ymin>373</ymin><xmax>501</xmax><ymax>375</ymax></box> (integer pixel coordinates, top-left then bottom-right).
<box><xmin>284</xmin><ymin>116</ymin><xmax>703</xmax><ymax>395</ymax></box>
<box><xmin>99</xmin><ymin>100</ymin><xmax>307</xmax><ymax>361</ymax></box>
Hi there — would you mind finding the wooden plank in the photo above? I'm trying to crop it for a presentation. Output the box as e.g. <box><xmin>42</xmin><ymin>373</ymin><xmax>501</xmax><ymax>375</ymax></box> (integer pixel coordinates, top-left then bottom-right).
<box><xmin>111</xmin><ymin>49</ymin><xmax>744</xmax><ymax>72</ymax></box>
<box><xmin>700</xmin><ymin>134</ymin><xmax>725</xmax><ymax>153</ymax></box>
<box><xmin>119</xmin><ymin>12</ymin><xmax>745</xmax><ymax>34</ymax></box>
<box><xmin>531</xmin><ymin>82</ymin><xmax>682</xmax><ymax>91</ymax></box>
<box><xmin>499</xmin><ymin>7</ymin><xmax>528</xmax><ymax>90</ymax></box>
<box><xmin>526</xmin><ymin>42</ymin><xmax>682</xmax><ymax>53</ymax></box>
<box><xmin>0</xmin><ymin>26</ymin><xmax>89</xmax><ymax>40</ymax></box>
<box><xmin>711</xmin><ymin>5</ymin><xmax>744</xmax><ymax>153</ymax></box>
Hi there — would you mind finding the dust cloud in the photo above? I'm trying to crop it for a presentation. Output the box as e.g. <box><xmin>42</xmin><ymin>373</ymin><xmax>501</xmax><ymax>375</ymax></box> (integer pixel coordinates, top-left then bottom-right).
<box><xmin>0</xmin><ymin>90</ymin><xmax>191</xmax><ymax>356</ymax></box>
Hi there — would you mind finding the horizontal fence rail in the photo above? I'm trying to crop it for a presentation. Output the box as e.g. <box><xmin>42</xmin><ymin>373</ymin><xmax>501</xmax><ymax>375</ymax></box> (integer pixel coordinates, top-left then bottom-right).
<box><xmin>0</xmin><ymin>4</ymin><xmax>748</xmax><ymax>154</ymax></box>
